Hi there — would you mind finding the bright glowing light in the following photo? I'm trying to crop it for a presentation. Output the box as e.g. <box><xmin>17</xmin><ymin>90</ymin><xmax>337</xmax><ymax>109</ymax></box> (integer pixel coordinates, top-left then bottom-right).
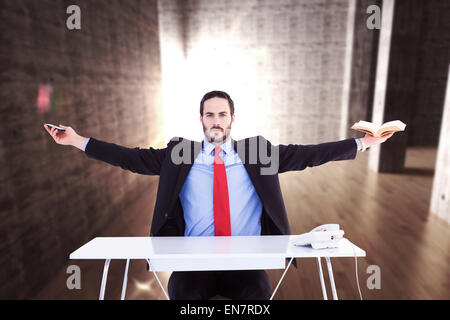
<box><xmin>128</xmin><ymin>272</ymin><xmax>171</xmax><ymax>299</ymax></box>
<box><xmin>160</xmin><ymin>27</ymin><xmax>272</xmax><ymax>142</ymax></box>
<box><xmin>160</xmin><ymin>39</ymin><xmax>190</xmax><ymax>141</ymax></box>
<box><xmin>134</xmin><ymin>279</ymin><xmax>152</xmax><ymax>291</ymax></box>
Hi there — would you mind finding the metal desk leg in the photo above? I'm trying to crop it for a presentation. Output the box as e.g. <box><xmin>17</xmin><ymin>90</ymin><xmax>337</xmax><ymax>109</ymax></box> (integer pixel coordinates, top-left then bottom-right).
<box><xmin>270</xmin><ymin>257</ymin><xmax>294</xmax><ymax>300</ymax></box>
<box><xmin>121</xmin><ymin>259</ymin><xmax>130</xmax><ymax>300</ymax></box>
<box><xmin>99</xmin><ymin>259</ymin><xmax>111</xmax><ymax>300</ymax></box>
<box><xmin>146</xmin><ymin>259</ymin><xmax>170</xmax><ymax>300</ymax></box>
<box><xmin>316</xmin><ymin>257</ymin><xmax>328</xmax><ymax>300</ymax></box>
<box><xmin>325</xmin><ymin>257</ymin><xmax>338</xmax><ymax>300</ymax></box>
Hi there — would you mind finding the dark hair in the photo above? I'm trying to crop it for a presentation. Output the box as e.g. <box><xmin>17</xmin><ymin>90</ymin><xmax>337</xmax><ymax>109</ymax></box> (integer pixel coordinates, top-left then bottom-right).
<box><xmin>200</xmin><ymin>90</ymin><xmax>234</xmax><ymax>116</ymax></box>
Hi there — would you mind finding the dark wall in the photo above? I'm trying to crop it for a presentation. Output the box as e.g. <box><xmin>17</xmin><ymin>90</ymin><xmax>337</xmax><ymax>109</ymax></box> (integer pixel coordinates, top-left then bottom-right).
<box><xmin>408</xmin><ymin>0</ymin><xmax>450</xmax><ymax>146</ymax></box>
<box><xmin>0</xmin><ymin>0</ymin><xmax>163</xmax><ymax>299</ymax></box>
<box><xmin>347</xmin><ymin>0</ymin><xmax>380</xmax><ymax>138</ymax></box>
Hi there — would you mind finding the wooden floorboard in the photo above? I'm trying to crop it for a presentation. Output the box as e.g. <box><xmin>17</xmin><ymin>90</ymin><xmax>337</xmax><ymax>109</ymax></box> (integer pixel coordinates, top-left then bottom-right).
<box><xmin>34</xmin><ymin>147</ymin><xmax>450</xmax><ymax>300</ymax></box>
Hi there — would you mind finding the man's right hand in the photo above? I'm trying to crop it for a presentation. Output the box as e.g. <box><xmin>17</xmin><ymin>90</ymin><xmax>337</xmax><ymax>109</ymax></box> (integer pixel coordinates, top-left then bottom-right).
<box><xmin>44</xmin><ymin>124</ymin><xmax>88</xmax><ymax>150</ymax></box>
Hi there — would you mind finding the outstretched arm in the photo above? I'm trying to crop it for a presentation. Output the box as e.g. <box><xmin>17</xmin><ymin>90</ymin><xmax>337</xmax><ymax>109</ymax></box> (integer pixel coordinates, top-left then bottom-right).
<box><xmin>277</xmin><ymin>132</ymin><xmax>394</xmax><ymax>173</ymax></box>
<box><xmin>44</xmin><ymin>124</ymin><xmax>166</xmax><ymax>175</ymax></box>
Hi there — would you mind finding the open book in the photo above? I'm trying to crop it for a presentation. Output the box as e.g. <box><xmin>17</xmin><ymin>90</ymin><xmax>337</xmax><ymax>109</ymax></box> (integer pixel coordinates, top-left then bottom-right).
<box><xmin>351</xmin><ymin>120</ymin><xmax>406</xmax><ymax>137</ymax></box>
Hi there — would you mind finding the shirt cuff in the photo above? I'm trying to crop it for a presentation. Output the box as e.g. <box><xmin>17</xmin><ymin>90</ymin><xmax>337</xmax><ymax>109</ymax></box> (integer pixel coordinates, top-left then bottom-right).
<box><xmin>354</xmin><ymin>138</ymin><xmax>361</xmax><ymax>152</ymax></box>
<box><xmin>82</xmin><ymin>137</ymin><xmax>90</xmax><ymax>152</ymax></box>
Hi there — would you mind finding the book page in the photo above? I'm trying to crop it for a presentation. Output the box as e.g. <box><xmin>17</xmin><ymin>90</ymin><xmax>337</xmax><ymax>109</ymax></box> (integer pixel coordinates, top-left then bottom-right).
<box><xmin>351</xmin><ymin>120</ymin><xmax>379</xmax><ymax>132</ymax></box>
<box><xmin>352</xmin><ymin>120</ymin><xmax>406</xmax><ymax>137</ymax></box>
<box><xmin>380</xmin><ymin>120</ymin><xmax>406</xmax><ymax>130</ymax></box>
<box><xmin>377</xmin><ymin>120</ymin><xmax>406</xmax><ymax>135</ymax></box>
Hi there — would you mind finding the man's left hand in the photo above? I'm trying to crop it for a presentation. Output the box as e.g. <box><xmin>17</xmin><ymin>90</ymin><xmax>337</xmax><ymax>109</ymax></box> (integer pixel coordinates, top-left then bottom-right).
<box><xmin>363</xmin><ymin>131</ymin><xmax>394</xmax><ymax>148</ymax></box>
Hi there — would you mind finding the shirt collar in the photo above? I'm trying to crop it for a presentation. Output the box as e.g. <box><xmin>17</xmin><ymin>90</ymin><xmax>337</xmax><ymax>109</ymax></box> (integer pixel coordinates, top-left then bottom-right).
<box><xmin>203</xmin><ymin>136</ymin><xmax>234</xmax><ymax>156</ymax></box>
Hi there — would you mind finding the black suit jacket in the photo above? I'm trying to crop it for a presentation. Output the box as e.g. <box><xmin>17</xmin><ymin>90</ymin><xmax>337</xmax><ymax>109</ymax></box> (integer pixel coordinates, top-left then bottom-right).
<box><xmin>84</xmin><ymin>135</ymin><xmax>357</xmax><ymax>268</ymax></box>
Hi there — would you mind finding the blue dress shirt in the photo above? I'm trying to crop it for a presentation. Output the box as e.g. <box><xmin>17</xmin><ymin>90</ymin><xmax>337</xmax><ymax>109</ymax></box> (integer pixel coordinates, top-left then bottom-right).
<box><xmin>83</xmin><ymin>138</ymin><xmax>90</xmax><ymax>151</ymax></box>
<box><xmin>179</xmin><ymin>137</ymin><xmax>263</xmax><ymax>236</ymax></box>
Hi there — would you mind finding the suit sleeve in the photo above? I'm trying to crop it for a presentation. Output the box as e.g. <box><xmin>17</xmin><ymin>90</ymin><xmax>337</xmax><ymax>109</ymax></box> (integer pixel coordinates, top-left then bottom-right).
<box><xmin>277</xmin><ymin>138</ymin><xmax>357</xmax><ymax>173</ymax></box>
<box><xmin>84</xmin><ymin>137</ymin><xmax>167</xmax><ymax>175</ymax></box>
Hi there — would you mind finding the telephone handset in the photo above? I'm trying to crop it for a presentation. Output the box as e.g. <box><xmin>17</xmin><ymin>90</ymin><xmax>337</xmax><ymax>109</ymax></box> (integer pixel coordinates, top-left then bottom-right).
<box><xmin>310</xmin><ymin>224</ymin><xmax>340</xmax><ymax>232</ymax></box>
<box><xmin>290</xmin><ymin>224</ymin><xmax>345</xmax><ymax>249</ymax></box>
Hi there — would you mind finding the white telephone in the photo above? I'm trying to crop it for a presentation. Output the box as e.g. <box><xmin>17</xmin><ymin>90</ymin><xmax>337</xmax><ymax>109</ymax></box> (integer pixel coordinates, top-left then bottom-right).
<box><xmin>290</xmin><ymin>224</ymin><xmax>345</xmax><ymax>249</ymax></box>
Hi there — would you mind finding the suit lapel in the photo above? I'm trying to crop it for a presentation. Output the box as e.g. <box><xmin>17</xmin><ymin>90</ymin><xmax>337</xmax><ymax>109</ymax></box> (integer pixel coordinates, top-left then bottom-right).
<box><xmin>233</xmin><ymin>138</ymin><xmax>261</xmax><ymax>198</ymax></box>
<box><xmin>178</xmin><ymin>140</ymin><xmax>202</xmax><ymax>183</ymax></box>
<box><xmin>168</xmin><ymin>140</ymin><xmax>203</xmax><ymax>212</ymax></box>
<box><xmin>233</xmin><ymin>138</ymin><xmax>278</xmax><ymax>228</ymax></box>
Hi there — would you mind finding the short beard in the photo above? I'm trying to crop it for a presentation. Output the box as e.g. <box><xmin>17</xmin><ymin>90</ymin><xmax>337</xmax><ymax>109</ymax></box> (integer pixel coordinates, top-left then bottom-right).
<box><xmin>203</xmin><ymin>122</ymin><xmax>232</xmax><ymax>144</ymax></box>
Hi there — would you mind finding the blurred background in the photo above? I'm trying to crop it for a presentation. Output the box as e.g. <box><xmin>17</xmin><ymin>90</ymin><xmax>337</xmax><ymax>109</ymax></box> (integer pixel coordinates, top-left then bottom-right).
<box><xmin>0</xmin><ymin>0</ymin><xmax>449</xmax><ymax>300</ymax></box>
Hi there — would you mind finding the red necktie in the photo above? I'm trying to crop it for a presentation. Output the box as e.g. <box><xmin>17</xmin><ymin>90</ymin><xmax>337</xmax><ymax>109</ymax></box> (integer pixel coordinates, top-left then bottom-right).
<box><xmin>213</xmin><ymin>147</ymin><xmax>231</xmax><ymax>236</ymax></box>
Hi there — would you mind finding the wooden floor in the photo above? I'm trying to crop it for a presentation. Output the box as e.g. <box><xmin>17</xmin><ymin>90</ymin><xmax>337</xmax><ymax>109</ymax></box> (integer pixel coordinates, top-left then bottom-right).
<box><xmin>34</xmin><ymin>147</ymin><xmax>450</xmax><ymax>300</ymax></box>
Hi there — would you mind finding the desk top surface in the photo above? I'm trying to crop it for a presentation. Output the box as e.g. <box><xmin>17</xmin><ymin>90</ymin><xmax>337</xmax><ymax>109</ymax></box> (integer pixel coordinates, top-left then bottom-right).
<box><xmin>70</xmin><ymin>236</ymin><xmax>365</xmax><ymax>259</ymax></box>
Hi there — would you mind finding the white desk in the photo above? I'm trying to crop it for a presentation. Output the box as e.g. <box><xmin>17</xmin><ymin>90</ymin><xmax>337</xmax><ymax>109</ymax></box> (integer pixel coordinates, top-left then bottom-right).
<box><xmin>70</xmin><ymin>235</ymin><xmax>365</xmax><ymax>300</ymax></box>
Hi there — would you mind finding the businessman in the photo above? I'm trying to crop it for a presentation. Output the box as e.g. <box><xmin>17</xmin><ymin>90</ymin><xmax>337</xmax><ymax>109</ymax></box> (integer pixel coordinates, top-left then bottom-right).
<box><xmin>44</xmin><ymin>90</ymin><xmax>393</xmax><ymax>300</ymax></box>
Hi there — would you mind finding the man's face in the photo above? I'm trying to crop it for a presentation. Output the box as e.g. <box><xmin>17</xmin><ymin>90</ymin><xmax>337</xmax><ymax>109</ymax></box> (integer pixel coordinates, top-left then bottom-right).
<box><xmin>200</xmin><ymin>97</ymin><xmax>235</xmax><ymax>144</ymax></box>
